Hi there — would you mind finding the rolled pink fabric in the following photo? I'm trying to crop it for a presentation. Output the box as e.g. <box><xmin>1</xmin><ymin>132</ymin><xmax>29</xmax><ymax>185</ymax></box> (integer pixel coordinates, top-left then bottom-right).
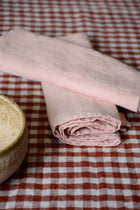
<box><xmin>42</xmin><ymin>33</ymin><xmax>121</xmax><ymax>146</ymax></box>
<box><xmin>43</xmin><ymin>83</ymin><xmax>121</xmax><ymax>146</ymax></box>
<box><xmin>0</xmin><ymin>29</ymin><xmax>139</xmax><ymax>112</ymax></box>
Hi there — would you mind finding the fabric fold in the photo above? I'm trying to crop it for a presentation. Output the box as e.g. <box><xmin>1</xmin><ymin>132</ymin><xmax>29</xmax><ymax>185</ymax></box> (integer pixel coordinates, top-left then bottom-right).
<box><xmin>43</xmin><ymin>83</ymin><xmax>121</xmax><ymax>146</ymax></box>
<box><xmin>0</xmin><ymin>30</ymin><xmax>132</xmax><ymax>146</ymax></box>
<box><xmin>42</xmin><ymin>33</ymin><xmax>121</xmax><ymax>146</ymax></box>
<box><xmin>0</xmin><ymin>29</ymin><xmax>139</xmax><ymax>112</ymax></box>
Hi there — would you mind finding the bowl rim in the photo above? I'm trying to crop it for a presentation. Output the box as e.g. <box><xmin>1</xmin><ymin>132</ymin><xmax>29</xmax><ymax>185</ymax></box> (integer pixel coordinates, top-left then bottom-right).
<box><xmin>0</xmin><ymin>95</ymin><xmax>26</xmax><ymax>154</ymax></box>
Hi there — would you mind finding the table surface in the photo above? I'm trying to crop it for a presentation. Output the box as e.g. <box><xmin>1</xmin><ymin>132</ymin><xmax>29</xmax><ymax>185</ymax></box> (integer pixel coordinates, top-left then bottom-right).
<box><xmin>0</xmin><ymin>0</ymin><xmax>140</xmax><ymax>209</ymax></box>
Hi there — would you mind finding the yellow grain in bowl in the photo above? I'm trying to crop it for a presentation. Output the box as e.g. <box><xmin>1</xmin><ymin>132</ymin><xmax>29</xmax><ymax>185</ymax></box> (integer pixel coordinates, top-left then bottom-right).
<box><xmin>0</xmin><ymin>95</ymin><xmax>28</xmax><ymax>184</ymax></box>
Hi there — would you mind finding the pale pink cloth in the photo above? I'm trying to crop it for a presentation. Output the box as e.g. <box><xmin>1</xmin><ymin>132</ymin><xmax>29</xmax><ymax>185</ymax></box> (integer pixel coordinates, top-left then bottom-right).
<box><xmin>43</xmin><ymin>84</ymin><xmax>121</xmax><ymax>146</ymax></box>
<box><xmin>0</xmin><ymin>29</ymin><xmax>139</xmax><ymax>112</ymax></box>
<box><xmin>42</xmin><ymin>33</ymin><xmax>121</xmax><ymax>146</ymax></box>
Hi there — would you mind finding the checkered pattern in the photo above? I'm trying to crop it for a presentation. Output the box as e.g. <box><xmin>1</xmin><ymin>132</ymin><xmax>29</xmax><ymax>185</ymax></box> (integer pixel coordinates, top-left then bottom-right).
<box><xmin>0</xmin><ymin>0</ymin><xmax>140</xmax><ymax>209</ymax></box>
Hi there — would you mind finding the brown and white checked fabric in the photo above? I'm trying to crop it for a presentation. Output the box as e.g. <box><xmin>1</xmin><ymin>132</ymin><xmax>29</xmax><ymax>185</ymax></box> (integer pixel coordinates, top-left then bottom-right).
<box><xmin>0</xmin><ymin>0</ymin><xmax>140</xmax><ymax>209</ymax></box>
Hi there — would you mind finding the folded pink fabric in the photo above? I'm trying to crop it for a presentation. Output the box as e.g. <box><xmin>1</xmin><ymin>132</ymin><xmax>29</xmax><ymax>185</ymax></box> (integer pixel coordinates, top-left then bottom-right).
<box><xmin>0</xmin><ymin>29</ymin><xmax>139</xmax><ymax>112</ymax></box>
<box><xmin>43</xmin><ymin>83</ymin><xmax>121</xmax><ymax>146</ymax></box>
<box><xmin>42</xmin><ymin>33</ymin><xmax>121</xmax><ymax>146</ymax></box>
<box><xmin>0</xmin><ymin>30</ymin><xmax>131</xmax><ymax>146</ymax></box>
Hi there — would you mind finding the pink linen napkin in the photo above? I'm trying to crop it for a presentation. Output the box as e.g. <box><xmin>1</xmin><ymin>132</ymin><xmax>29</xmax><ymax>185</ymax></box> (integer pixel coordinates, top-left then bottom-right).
<box><xmin>43</xmin><ymin>83</ymin><xmax>121</xmax><ymax>146</ymax></box>
<box><xmin>0</xmin><ymin>29</ymin><xmax>139</xmax><ymax>112</ymax></box>
<box><xmin>42</xmin><ymin>33</ymin><xmax>121</xmax><ymax>146</ymax></box>
<box><xmin>0</xmin><ymin>30</ymin><xmax>131</xmax><ymax>146</ymax></box>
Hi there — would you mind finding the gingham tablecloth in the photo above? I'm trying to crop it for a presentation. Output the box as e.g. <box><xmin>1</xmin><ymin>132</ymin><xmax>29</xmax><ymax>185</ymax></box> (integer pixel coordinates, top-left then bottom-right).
<box><xmin>0</xmin><ymin>0</ymin><xmax>140</xmax><ymax>209</ymax></box>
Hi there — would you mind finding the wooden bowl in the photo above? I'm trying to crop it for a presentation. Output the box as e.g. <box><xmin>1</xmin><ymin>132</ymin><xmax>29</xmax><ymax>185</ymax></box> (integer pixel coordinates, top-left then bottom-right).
<box><xmin>0</xmin><ymin>95</ymin><xmax>28</xmax><ymax>183</ymax></box>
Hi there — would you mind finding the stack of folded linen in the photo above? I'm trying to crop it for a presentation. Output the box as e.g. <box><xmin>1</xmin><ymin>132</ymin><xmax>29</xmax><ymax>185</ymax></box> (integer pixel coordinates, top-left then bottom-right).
<box><xmin>0</xmin><ymin>29</ymin><xmax>139</xmax><ymax>146</ymax></box>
